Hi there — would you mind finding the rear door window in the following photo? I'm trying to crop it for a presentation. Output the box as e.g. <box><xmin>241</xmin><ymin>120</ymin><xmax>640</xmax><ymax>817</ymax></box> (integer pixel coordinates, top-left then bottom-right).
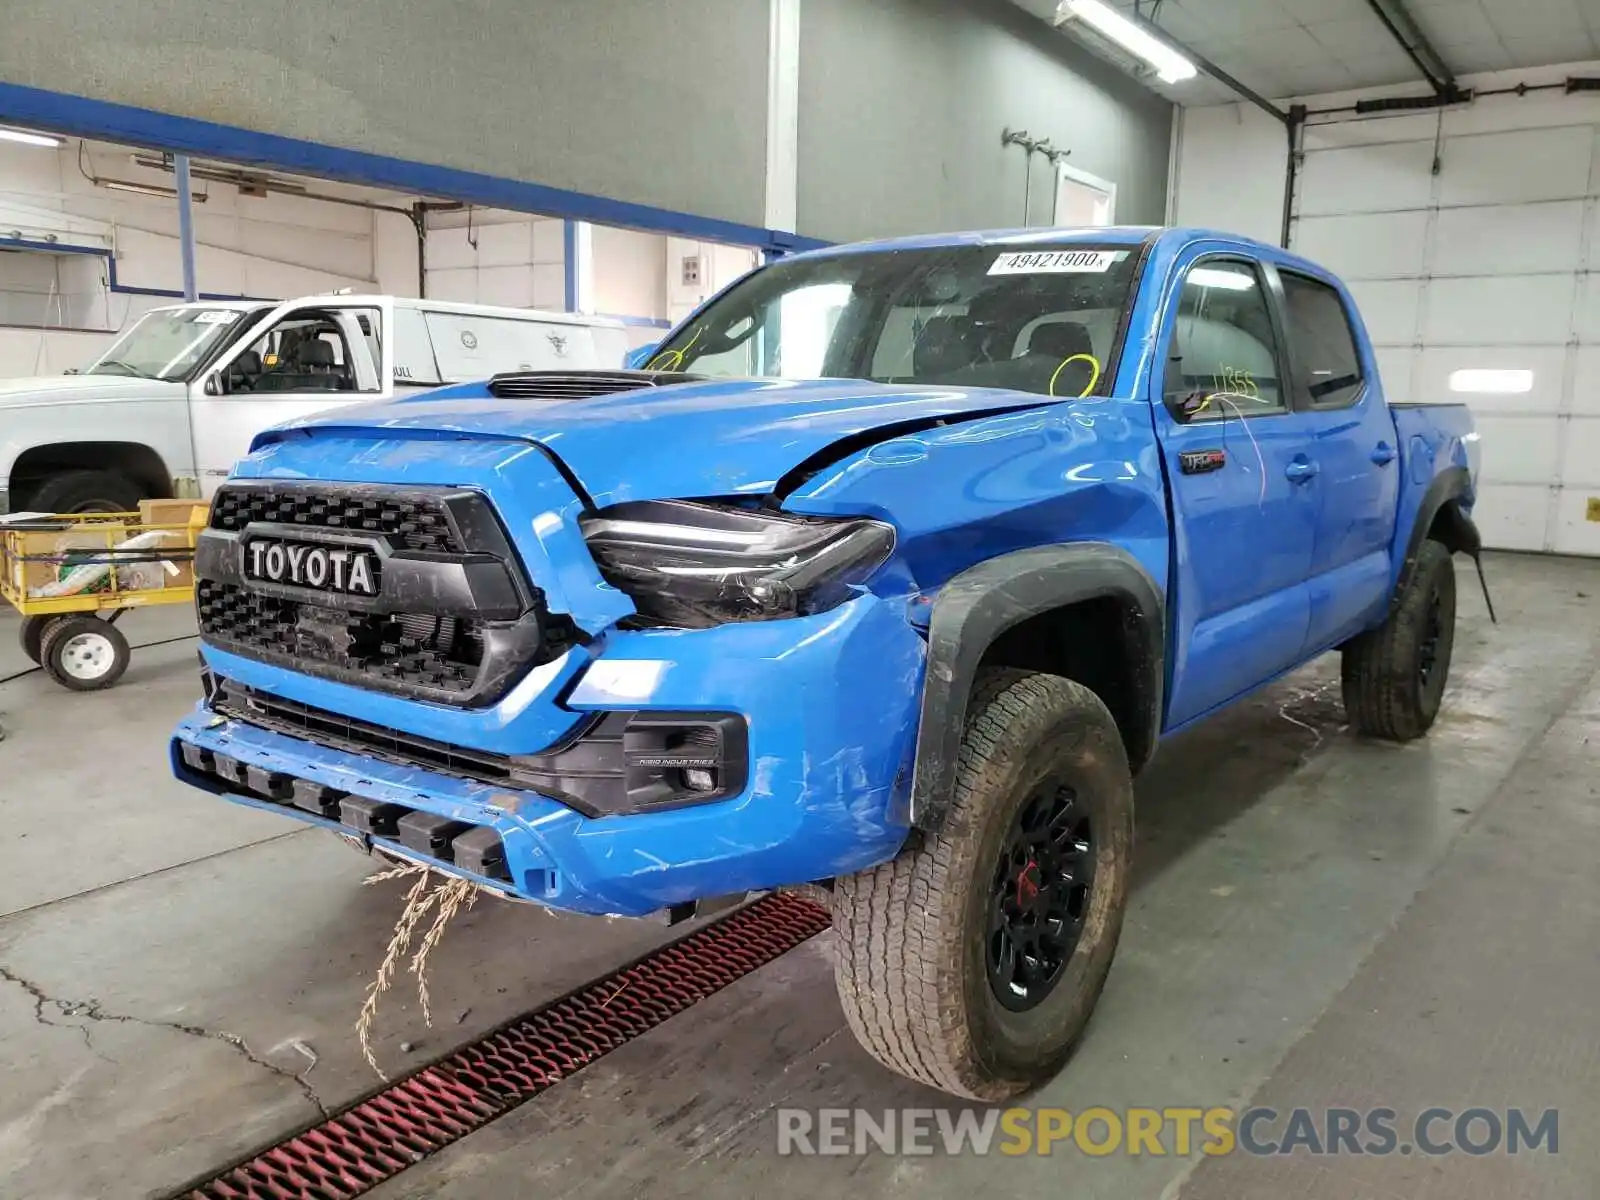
<box><xmin>1279</xmin><ymin>272</ymin><xmax>1365</xmax><ymax>409</ymax></box>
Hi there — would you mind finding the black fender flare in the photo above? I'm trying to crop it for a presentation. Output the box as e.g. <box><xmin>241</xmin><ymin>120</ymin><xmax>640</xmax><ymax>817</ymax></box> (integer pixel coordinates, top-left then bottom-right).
<box><xmin>1393</xmin><ymin>465</ymin><xmax>1478</xmax><ymax>607</ymax></box>
<box><xmin>909</xmin><ymin>543</ymin><xmax>1166</xmax><ymax>831</ymax></box>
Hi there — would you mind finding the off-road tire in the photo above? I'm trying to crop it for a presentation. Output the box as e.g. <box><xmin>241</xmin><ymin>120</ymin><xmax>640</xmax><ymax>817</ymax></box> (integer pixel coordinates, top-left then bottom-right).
<box><xmin>832</xmin><ymin>668</ymin><xmax>1134</xmax><ymax>1099</ymax></box>
<box><xmin>29</xmin><ymin>469</ymin><xmax>146</xmax><ymax>514</ymax></box>
<box><xmin>1342</xmin><ymin>539</ymin><xmax>1457</xmax><ymax>741</ymax></box>
<box><xmin>39</xmin><ymin>615</ymin><xmax>130</xmax><ymax>691</ymax></box>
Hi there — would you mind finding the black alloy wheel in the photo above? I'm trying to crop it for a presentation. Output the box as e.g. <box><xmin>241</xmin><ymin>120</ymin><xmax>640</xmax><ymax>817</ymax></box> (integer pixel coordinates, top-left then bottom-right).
<box><xmin>988</xmin><ymin>782</ymin><xmax>1094</xmax><ymax>1012</ymax></box>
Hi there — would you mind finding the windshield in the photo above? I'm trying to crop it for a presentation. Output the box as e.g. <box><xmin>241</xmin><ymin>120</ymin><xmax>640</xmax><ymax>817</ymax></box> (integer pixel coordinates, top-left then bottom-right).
<box><xmin>647</xmin><ymin>242</ymin><xmax>1146</xmax><ymax>399</ymax></box>
<box><xmin>86</xmin><ymin>307</ymin><xmax>251</xmax><ymax>381</ymax></box>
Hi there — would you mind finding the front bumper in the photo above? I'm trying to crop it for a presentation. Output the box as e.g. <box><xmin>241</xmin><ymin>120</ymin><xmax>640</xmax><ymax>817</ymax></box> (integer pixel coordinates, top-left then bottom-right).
<box><xmin>172</xmin><ymin>595</ymin><xmax>925</xmax><ymax>917</ymax></box>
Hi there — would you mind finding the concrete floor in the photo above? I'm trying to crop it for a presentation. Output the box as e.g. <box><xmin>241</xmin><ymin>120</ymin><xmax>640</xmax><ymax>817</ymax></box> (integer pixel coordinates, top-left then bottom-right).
<box><xmin>0</xmin><ymin>551</ymin><xmax>1595</xmax><ymax>1200</ymax></box>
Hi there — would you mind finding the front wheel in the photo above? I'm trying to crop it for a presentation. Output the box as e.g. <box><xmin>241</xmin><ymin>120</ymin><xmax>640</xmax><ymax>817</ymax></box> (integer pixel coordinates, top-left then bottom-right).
<box><xmin>832</xmin><ymin>669</ymin><xmax>1134</xmax><ymax>1099</ymax></box>
<box><xmin>1342</xmin><ymin>539</ymin><xmax>1457</xmax><ymax>741</ymax></box>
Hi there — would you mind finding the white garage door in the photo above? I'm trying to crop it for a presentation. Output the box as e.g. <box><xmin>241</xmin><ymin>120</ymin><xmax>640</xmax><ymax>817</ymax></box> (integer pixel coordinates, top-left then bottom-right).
<box><xmin>1291</xmin><ymin>100</ymin><xmax>1600</xmax><ymax>557</ymax></box>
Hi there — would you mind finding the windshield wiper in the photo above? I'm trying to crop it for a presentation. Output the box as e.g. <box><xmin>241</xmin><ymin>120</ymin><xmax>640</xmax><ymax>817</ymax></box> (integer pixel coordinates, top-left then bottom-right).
<box><xmin>89</xmin><ymin>360</ymin><xmax>157</xmax><ymax>379</ymax></box>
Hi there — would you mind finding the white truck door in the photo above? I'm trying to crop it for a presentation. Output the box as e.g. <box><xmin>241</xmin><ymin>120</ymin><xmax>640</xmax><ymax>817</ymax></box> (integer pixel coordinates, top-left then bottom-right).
<box><xmin>187</xmin><ymin>298</ymin><xmax>394</xmax><ymax>493</ymax></box>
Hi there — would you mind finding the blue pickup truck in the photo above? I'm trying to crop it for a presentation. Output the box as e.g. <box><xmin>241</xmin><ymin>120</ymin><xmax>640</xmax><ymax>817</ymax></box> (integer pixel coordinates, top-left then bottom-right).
<box><xmin>171</xmin><ymin>226</ymin><xmax>1483</xmax><ymax>1099</ymax></box>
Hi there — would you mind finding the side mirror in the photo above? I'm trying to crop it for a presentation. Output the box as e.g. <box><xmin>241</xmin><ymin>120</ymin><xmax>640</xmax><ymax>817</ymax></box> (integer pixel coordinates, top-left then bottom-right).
<box><xmin>203</xmin><ymin>374</ymin><xmax>222</xmax><ymax>396</ymax></box>
<box><xmin>625</xmin><ymin>342</ymin><xmax>660</xmax><ymax>371</ymax></box>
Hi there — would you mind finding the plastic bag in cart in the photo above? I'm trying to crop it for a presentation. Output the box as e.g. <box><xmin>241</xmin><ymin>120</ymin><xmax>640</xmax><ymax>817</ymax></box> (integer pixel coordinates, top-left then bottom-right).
<box><xmin>27</xmin><ymin>528</ymin><xmax>185</xmax><ymax>599</ymax></box>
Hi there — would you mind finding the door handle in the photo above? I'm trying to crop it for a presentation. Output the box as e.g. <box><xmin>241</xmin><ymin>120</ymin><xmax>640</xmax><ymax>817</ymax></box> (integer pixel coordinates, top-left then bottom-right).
<box><xmin>1370</xmin><ymin>442</ymin><xmax>1396</xmax><ymax>466</ymax></box>
<box><xmin>1285</xmin><ymin>458</ymin><xmax>1320</xmax><ymax>483</ymax></box>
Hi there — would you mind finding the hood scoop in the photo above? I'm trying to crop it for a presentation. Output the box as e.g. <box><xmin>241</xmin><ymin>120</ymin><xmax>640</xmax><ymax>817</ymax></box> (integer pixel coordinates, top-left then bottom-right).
<box><xmin>485</xmin><ymin>369</ymin><xmax>704</xmax><ymax>401</ymax></box>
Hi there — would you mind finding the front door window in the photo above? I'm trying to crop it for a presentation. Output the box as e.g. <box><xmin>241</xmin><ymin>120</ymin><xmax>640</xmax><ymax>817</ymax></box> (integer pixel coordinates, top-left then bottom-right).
<box><xmin>220</xmin><ymin>308</ymin><xmax>381</xmax><ymax>395</ymax></box>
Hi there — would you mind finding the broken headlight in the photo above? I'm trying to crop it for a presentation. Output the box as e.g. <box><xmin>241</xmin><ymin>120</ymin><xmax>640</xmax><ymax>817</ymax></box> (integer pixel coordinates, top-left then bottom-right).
<box><xmin>579</xmin><ymin>500</ymin><xmax>894</xmax><ymax>628</ymax></box>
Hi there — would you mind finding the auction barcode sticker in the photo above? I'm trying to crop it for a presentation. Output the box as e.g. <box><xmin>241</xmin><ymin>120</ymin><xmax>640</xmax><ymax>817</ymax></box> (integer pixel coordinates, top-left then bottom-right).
<box><xmin>988</xmin><ymin>249</ymin><xmax>1124</xmax><ymax>275</ymax></box>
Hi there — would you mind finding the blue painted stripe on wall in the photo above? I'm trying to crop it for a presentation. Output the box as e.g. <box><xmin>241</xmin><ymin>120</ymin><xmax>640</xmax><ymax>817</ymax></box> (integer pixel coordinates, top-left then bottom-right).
<box><xmin>0</xmin><ymin>241</ymin><xmax>673</xmax><ymax>321</ymax></box>
<box><xmin>0</xmin><ymin>238</ymin><xmax>107</xmax><ymax>257</ymax></box>
<box><xmin>0</xmin><ymin>237</ymin><xmax>267</xmax><ymax>302</ymax></box>
<box><xmin>0</xmin><ymin>82</ymin><xmax>831</xmax><ymax>254</ymax></box>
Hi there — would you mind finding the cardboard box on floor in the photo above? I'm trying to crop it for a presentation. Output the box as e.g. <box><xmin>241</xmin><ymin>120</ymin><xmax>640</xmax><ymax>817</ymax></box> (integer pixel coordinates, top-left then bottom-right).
<box><xmin>138</xmin><ymin>498</ymin><xmax>209</xmax><ymax>529</ymax></box>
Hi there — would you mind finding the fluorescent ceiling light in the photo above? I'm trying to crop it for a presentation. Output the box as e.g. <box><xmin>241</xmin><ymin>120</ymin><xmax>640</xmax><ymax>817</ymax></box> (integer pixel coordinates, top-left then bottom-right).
<box><xmin>1058</xmin><ymin>0</ymin><xmax>1197</xmax><ymax>84</ymax></box>
<box><xmin>1449</xmin><ymin>368</ymin><xmax>1533</xmax><ymax>394</ymax></box>
<box><xmin>1188</xmin><ymin>267</ymin><xmax>1254</xmax><ymax>291</ymax></box>
<box><xmin>130</xmin><ymin>152</ymin><xmax>308</xmax><ymax>195</ymax></box>
<box><xmin>99</xmin><ymin>179</ymin><xmax>208</xmax><ymax>202</ymax></box>
<box><xmin>0</xmin><ymin>126</ymin><xmax>63</xmax><ymax>149</ymax></box>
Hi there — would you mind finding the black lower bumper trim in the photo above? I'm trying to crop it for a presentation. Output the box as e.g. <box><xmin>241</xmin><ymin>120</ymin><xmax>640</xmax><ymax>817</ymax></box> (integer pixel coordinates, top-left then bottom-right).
<box><xmin>340</xmin><ymin>796</ymin><xmax>408</xmax><ymax>838</ymax></box>
<box><xmin>210</xmin><ymin>677</ymin><xmax>749</xmax><ymax>818</ymax></box>
<box><xmin>451</xmin><ymin>825</ymin><xmax>507</xmax><ymax>879</ymax></box>
<box><xmin>177</xmin><ymin>741</ymin><xmax>512</xmax><ymax>883</ymax></box>
<box><xmin>291</xmin><ymin>777</ymin><xmax>346</xmax><ymax>819</ymax></box>
<box><xmin>398</xmin><ymin>810</ymin><xmax>473</xmax><ymax>861</ymax></box>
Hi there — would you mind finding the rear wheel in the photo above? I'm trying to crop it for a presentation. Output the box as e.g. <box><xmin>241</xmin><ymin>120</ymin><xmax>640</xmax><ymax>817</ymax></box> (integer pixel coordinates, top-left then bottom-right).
<box><xmin>29</xmin><ymin>469</ymin><xmax>145</xmax><ymax>515</ymax></box>
<box><xmin>832</xmin><ymin>669</ymin><xmax>1134</xmax><ymax>1099</ymax></box>
<box><xmin>1342</xmin><ymin>539</ymin><xmax>1457</xmax><ymax>740</ymax></box>
<box><xmin>39</xmin><ymin>615</ymin><xmax>130</xmax><ymax>691</ymax></box>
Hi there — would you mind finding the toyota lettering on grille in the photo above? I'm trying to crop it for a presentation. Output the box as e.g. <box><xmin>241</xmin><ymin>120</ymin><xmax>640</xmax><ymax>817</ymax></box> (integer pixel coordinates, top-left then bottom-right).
<box><xmin>245</xmin><ymin>538</ymin><xmax>380</xmax><ymax>596</ymax></box>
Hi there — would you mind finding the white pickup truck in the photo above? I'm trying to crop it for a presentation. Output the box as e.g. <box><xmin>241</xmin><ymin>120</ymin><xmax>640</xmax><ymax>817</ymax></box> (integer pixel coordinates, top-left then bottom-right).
<box><xmin>0</xmin><ymin>295</ymin><xmax>629</xmax><ymax>513</ymax></box>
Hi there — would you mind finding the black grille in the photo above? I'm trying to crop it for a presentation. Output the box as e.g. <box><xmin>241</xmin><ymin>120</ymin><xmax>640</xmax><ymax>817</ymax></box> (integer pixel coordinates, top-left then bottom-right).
<box><xmin>210</xmin><ymin>487</ymin><xmax>463</xmax><ymax>553</ymax></box>
<box><xmin>212</xmin><ymin>678</ymin><xmax>518</xmax><ymax>786</ymax></box>
<box><xmin>198</xmin><ymin>580</ymin><xmax>484</xmax><ymax>695</ymax></box>
<box><xmin>197</xmin><ymin>482</ymin><xmax>552</xmax><ymax>706</ymax></box>
<box><xmin>485</xmin><ymin>369</ymin><xmax>701</xmax><ymax>401</ymax></box>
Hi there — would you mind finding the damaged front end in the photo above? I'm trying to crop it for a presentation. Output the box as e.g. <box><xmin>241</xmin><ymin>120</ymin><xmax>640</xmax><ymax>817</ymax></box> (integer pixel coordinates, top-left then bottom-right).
<box><xmin>579</xmin><ymin>499</ymin><xmax>896</xmax><ymax>628</ymax></box>
<box><xmin>171</xmin><ymin>409</ymin><xmax>934</xmax><ymax>916</ymax></box>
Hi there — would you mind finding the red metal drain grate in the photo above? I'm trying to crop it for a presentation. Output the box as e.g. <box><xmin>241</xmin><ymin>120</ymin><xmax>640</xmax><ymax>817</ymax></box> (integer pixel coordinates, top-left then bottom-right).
<box><xmin>178</xmin><ymin>892</ymin><xmax>831</xmax><ymax>1200</ymax></box>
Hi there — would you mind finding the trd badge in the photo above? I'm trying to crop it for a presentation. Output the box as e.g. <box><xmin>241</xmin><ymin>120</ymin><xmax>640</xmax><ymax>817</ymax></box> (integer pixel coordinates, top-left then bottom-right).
<box><xmin>1179</xmin><ymin>449</ymin><xmax>1227</xmax><ymax>475</ymax></box>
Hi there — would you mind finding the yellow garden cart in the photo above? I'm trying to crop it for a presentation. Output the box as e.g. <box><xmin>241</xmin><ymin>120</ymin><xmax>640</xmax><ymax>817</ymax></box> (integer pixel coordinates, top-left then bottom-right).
<box><xmin>1</xmin><ymin>502</ymin><xmax>205</xmax><ymax>691</ymax></box>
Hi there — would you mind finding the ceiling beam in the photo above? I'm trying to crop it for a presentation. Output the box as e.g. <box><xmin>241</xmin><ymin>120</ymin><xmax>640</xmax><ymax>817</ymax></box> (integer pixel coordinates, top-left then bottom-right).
<box><xmin>1363</xmin><ymin>0</ymin><xmax>1457</xmax><ymax>94</ymax></box>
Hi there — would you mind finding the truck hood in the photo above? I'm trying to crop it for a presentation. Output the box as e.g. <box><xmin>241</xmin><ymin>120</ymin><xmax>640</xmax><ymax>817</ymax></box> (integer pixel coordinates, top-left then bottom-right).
<box><xmin>0</xmin><ymin>373</ymin><xmax>186</xmax><ymax>407</ymax></box>
<box><xmin>258</xmin><ymin>376</ymin><xmax>1056</xmax><ymax>505</ymax></box>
